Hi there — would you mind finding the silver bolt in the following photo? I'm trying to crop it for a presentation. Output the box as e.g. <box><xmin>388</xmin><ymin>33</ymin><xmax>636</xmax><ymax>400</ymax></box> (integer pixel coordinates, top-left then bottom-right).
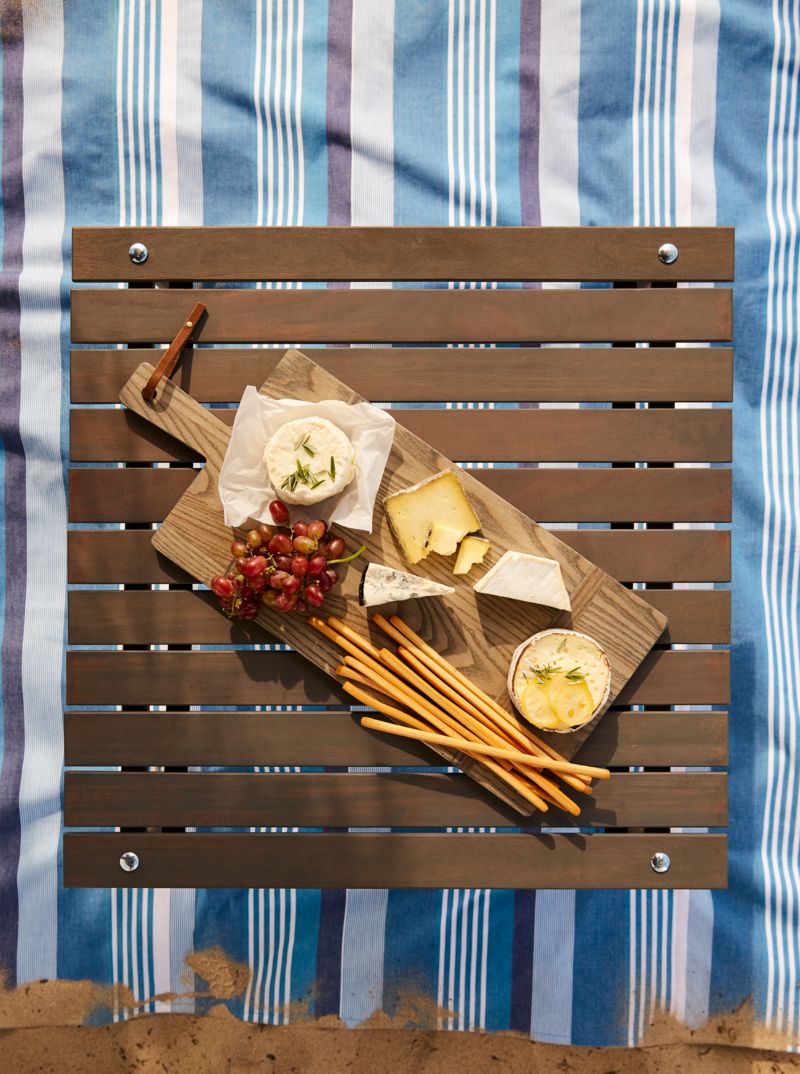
<box><xmin>658</xmin><ymin>242</ymin><xmax>678</xmax><ymax>264</ymax></box>
<box><xmin>650</xmin><ymin>851</ymin><xmax>671</xmax><ymax>874</ymax></box>
<box><xmin>119</xmin><ymin>851</ymin><xmax>140</xmax><ymax>873</ymax></box>
<box><xmin>128</xmin><ymin>242</ymin><xmax>149</xmax><ymax>264</ymax></box>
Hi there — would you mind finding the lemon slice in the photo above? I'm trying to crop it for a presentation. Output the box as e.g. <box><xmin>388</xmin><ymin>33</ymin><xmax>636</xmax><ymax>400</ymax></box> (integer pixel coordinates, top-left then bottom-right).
<box><xmin>520</xmin><ymin>680</ymin><xmax>560</xmax><ymax>729</ymax></box>
<box><xmin>551</xmin><ymin>680</ymin><xmax>595</xmax><ymax>728</ymax></box>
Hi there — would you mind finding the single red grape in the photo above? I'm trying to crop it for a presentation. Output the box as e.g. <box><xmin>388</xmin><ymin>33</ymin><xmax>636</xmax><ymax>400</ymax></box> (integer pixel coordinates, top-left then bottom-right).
<box><xmin>273</xmin><ymin>554</ymin><xmax>293</xmax><ymax>572</ymax></box>
<box><xmin>268</xmin><ymin>533</ymin><xmax>293</xmax><ymax>555</ymax></box>
<box><xmin>327</xmin><ymin>536</ymin><xmax>345</xmax><ymax>558</ymax></box>
<box><xmin>235</xmin><ymin>556</ymin><xmax>250</xmax><ymax>573</ymax></box>
<box><xmin>230</xmin><ymin>540</ymin><xmax>249</xmax><ymax>558</ymax></box>
<box><xmin>238</xmin><ymin>586</ymin><xmax>253</xmax><ymax>602</ymax></box>
<box><xmin>269</xmin><ymin>499</ymin><xmax>290</xmax><ymax>524</ymax></box>
<box><xmin>305</xmin><ymin>584</ymin><xmax>325</xmax><ymax>607</ymax></box>
<box><xmin>211</xmin><ymin>575</ymin><xmax>235</xmax><ymax>598</ymax></box>
<box><xmin>292</xmin><ymin>520</ymin><xmax>309</xmax><ymax>537</ymax></box>
<box><xmin>291</xmin><ymin>554</ymin><xmax>309</xmax><ymax>576</ymax></box>
<box><xmin>282</xmin><ymin>575</ymin><xmax>301</xmax><ymax>595</ymax></box>
<box><xmin>239</xmin><ymin>600</ymin><xmax>259</xmax><ymax>620</ymax></box>
<box><xmin>243</xmin><ymin>555</ymin><xmax>268</xmax><ymax>578</ymax></box>
<box><xmin>318</xmin><ymin>571</ymin><xmax>332</xmax><ymax>593</ymax></box>
<box><xmin>275</xmin><ymin>592</ymin><xmax>298</xmax><ymax>612</ymax></box>
<box><xmin>293</xmin><ymin>535</ymin><xmax>317</xmax><ymax>555</ymax></box>
<box><xmin>249</xmin><ymin>575</ymin><xmax>267</xmax><ymax>593</ymax></box>
<box><xmin>307</xmin><ymin>519</ymin><xmax>327</xmax><ymax>540</ymax></box>
<box><xmin>295</xmin><ymin>598</ymin><xmax>308</xmax><ymax>614</ymax></box>
<box><xmin>258</xmin><ymin>522</ymin><xmax>276</xmax><ymax>540</ymax></box>
<box><xmin>246</xmin><ymin>528</ymin><xmax>263</xmax><ymax>548</ymax></box>
<box><xmin>269</xmin><ymin>570</ymin><xmax>291</xmax><ymax>590</ymax></box>
<box><xmin>324</xmin><ymin>568</ymin><xmax>339</xmax><ymax>587</ymax></box>
<box><xmin>261</xmin><ymin>589</ymin><xmax>279</xmax><ymax>607</ymax></box>
<box><xmin>307</xmin><ymin>554</ymin><xmax>327</xmax><ymax>577</ymax></box>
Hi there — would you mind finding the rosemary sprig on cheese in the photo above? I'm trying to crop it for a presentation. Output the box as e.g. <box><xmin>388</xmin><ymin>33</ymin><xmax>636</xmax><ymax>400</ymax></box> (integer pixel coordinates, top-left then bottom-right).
<box><xmin>527</xmin><ymin>662</ymin><xmax>561</xmax><ymax>684</ymax></box>
<box><xmin>564</xmin><ymin>666</ymin><xmax>586</xmax><ymax>683</ymax></box>
<box><xmin>526</xmin><ymin>661</ymin><xmax>585</xmax><ymax>685</ymax></box>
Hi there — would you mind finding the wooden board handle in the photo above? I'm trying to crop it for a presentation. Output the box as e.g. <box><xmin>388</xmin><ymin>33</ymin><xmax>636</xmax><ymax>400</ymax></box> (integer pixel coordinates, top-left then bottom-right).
<box><xmin>119</xmin><ymin>362</ymin><xmax>231</xmax><ymax>473</ymax></box>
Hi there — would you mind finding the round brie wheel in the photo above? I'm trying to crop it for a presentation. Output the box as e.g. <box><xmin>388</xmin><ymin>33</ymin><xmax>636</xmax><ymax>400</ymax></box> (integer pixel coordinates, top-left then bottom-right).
<box><xmin>264</xmin><ymin>417</ymin><xmax>356</xmax><ymax>506</ymax></box>
<box><xmin>507</xmin><ymin>628</ymin><xmax>611</xmax><ymax>734</ymax></box>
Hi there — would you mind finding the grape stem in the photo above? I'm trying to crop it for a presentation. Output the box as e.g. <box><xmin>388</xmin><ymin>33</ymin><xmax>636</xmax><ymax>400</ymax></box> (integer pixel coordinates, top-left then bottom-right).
<box><xmin>327</xmin><ymin>544</ymin><xmax>366</xmax><ymax>566</ymax></box>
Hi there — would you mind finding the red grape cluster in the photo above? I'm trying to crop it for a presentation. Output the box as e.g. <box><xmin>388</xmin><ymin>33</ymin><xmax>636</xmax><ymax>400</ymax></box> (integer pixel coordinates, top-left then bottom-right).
<box><xmin>210</xmin><ymin>499</ymin><xmax>363</xmax><ymax>619</ymax></box>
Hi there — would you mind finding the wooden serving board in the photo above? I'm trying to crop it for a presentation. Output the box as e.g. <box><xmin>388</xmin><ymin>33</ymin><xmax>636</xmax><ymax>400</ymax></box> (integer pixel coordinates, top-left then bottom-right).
<box><xmin>119</xmin><ymin>350</ymin><xmax>667</xmax><ymax>815</ymax></box>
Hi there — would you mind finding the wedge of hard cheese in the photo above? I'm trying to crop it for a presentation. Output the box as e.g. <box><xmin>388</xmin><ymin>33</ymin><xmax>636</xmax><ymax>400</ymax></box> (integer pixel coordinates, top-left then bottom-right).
<box><xmin>473</xmin><ymin>550</ymin><xmax>571</xmax><ymax>611</ymax></box>
<box><xmin>359</xmin><ymin>562</ymin><xmax>455</xmax><ymax>607</ymax></box>
<box><xmin>384</xmin><ymin>469</ymin><xmax>481</xmax><ymax>565</ymax></box>
<box><xmin>453</xmin><ymin>536</ymin><xmax>491</xmax><ymax>575</ymax></box>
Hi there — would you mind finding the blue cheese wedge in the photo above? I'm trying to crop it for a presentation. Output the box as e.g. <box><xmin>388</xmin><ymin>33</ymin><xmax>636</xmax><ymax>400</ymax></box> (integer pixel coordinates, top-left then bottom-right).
<box><xmin>358</xmin><ymin>562</ymin><xmax>455</xmax><ymax>607</ymax></box>
<box><xmin>265</xmin><ymin>417</ymin><xmax>355</xmax><ymax>506</ymax></box>
<box><xmin>473</xmin><ymin>550</ymin><xmax>571</xmax><ymax>611</ymax></box>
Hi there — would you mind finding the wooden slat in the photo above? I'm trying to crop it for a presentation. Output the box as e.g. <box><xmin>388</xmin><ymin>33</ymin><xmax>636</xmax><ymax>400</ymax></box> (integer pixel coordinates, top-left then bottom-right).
<box><xmin>63</xmin><ymin>710</ymin><xmax>729</xmax><ymax>768</ymax></box>
<box><xmin>70</xmin><ymin>347</ymin><xmax>735</xmax><ymax>403</ymax></box>
<box><xmin>70</xmin><ymin>287</ymin><xmax>732</xmax><ymax>344</ymax></box>
<box><xmin>72</xmin><ymin>226</ymin><xmax>735</xmax><ymax>282</ymax></box>
<box><xmin>68</xmin><ymin>467</ymin><xmax>732</xmax><ymax>523</ymax></box>
<box><xmin>67</xmin><ymin>528</ymin><xmax>731</xmax><ymax>584</ymax></box>
<box><xmin>63</xmin><ymin>832</ymin><xmax>729</xmax><ymax>889</ymax></box>
<box><xmin>66</xmin><ymin>589</ymin><xmax>730</xmax><ymax>645</ymax></box>
<box><xmin>64</xmin><ymin>771</ymin><xmax>727</xmax><ymax>829</ymax></box>
<box><xmin>70</xmin><ymin>406</ymin><xmax>732</xmax><ymax>464</ymax></box>
<box><xmin>65</xmin><ymin>649</ymin><xmax>729</xmax><ymax>706</ymax></box>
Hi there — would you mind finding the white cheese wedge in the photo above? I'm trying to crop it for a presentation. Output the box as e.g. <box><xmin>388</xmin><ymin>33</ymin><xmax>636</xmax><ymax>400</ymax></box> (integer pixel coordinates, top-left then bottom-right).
<box><xmin>453</xmin><ymin>536</ymin><xmax>491</xmax><ymax>575</ymax></box>
<box><xmin>424</xmin><ymin>521</ymin><xmax>464</xmax><ymax>556</ymax></box>
<box><xmin>384</xmin><ymin>470</ymin><xmax>481</xmax><ymax>565</ymax></box>
<box><xmin>264</xmin><ymin>417</ymin><xmax>355</xmax><ymax>506</ymax></box>
<box><xmin>473</xmin><ymin>550</ymin><xmax>571</xmax><ymax>611</ymax></box>
<box><xmin>358</xmin><ymin>563</ymin><xmax>455</xmax><ymax>607</ymax></box>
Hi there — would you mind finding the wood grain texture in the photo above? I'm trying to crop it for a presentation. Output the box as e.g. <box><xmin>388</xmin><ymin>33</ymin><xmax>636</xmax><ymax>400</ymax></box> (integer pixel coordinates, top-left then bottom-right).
<box><xmin>70</xmin><ymin>347</ymin><xmax>735</xmax><ymax>404</ymax></box>
<box><xmin>71</xmin><ymin>226</ymin><xmax>735</xmax><ymax>282</ymax></box>
<box><xmin>64</xmin><ymin>771</ymin><xmax>727</xmax><ymax>829</ymax></box>
<box><xmin>71</xmin><ymin>406</ymin><xmax>732</xmax><ymax>464</ymax></box>
<box><xmin>71</xmin><ymin>287</ymin><xmax>732</xmax><ymax>344</ymax></box>
<box><xmin>63</xmin><ymin>710</ymin><xmax>729</xmax><ymax>768</ymax></box>
<box><xmin>117</xmin><ymin>352</ymin><xmax>671</xmax><ymax>765</ymax></box>
<box><xmin>66</xmin><ymin>649</ymin><xmax>729</xmax><ymax>707</ymax></box>
<box><xmin>63</xmin><ymin>831</ymin><xmax>729</xmax><ymax>889</ymax></box>
<box><xmin>68</xmin><ymin>466</ymin><xmax>732</xmax><ymax>524</ymax></box>
<box><xmin>67</xmin><ymin>588</ymin><xmax>730</xmax><ymax>645</ymax></box>
<box><xmin>67</xmin><ymin>528</ymin><xmax>731</xmax><ymax>584</ymax></box>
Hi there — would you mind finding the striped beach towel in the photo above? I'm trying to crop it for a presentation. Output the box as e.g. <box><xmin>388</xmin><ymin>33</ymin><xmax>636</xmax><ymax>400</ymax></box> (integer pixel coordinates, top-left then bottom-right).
<box><xmin>0</xmin><ymin>0</ymin><xmax>794</xmax><ymax>1047</ymax></box>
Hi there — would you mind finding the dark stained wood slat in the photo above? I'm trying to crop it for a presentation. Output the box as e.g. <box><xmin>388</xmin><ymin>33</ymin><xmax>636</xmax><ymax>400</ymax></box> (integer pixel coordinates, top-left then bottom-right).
<box><xmin>68</xmin><ymin>467</ymin><xmax>732</xmax><ymax>524</ymax></box>
<box><xmin>66</xmin><ymin>589</ymin><xmax>730</xmax><ymax>646</ymax></box>
<box><xmin>63</xmin><ymin>832</ymin><xmax>729</xmax><ymax>889</ymax></box>
<box><xmin>72</xmin><ymin>226</ymin><xmax>735</xmax><ymax>283</ymax></box>
<box><xmin>65</xmin><ymin>649</ymin><xmax>729</xmax><ymax>706</ymax></box>
<box><xmin>67</xmin><ymin>528</ymin><xmax>731</xmax><ymax>584</ymax></box>
<box><xmin>70</xmin><ymin>287</ymin><xmax>732</xmax><ymax>344</ymax></box>
<box><xmin>63</xmin><ymin>710</ymin><xmax>729</xmax><ymax>768</ymax></box>
<box><xmin>70</xmin><ymin>347</ymin><xmax>735</xmax><ymax>403</ymax></box>
<box><xmin>70</xmin><ymin>406</ymin><xmax>732</xmax><ymax>464</ymax></box>
<box><xmin>64</xmin><ymin>771</ymin><xmax>727</xmax><ymax>829</ymax></box>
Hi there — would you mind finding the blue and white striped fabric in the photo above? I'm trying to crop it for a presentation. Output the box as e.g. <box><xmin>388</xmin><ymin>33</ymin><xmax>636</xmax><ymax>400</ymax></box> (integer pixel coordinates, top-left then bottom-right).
<box><xmin>0</xmin><ymin>0</ymin><xmax>793</xmax><ymax>1046</ymax></box>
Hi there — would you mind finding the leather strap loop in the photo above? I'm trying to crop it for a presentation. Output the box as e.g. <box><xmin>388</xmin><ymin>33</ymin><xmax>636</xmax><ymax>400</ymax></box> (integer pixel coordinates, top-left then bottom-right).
<box><xmin>141</xmin><ymin>301</ymin><xmax>207</xmax><ymax>402</ymax></box>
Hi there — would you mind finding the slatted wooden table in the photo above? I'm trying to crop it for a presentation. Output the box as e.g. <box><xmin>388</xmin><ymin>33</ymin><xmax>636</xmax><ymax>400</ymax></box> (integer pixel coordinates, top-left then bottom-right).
<box><xmin>65</xmin><ymin>226</ymin><xmax>732</xmax><ymax>889</ymax></box>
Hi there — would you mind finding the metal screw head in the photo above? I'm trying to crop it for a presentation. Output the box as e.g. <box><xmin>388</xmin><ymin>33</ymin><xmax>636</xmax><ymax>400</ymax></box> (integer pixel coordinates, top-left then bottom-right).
<box><xmin>128</xmin><ymin>242</ymin><xmax>149</xmax><ymax>264</ymax></box>
<box><xmin>650</xmin><ymin>851</ymin><xmax>671</xmax><ymax>874</ymax></box>
<box><xmin>119</xmin><ymin>851</ymin><xmax>140</xmax><ymax>873</ymax></box>
<box><xmin>658</xmin><ymin>242</ymin><xmax>678</xmax><ymax>265</ymax></box>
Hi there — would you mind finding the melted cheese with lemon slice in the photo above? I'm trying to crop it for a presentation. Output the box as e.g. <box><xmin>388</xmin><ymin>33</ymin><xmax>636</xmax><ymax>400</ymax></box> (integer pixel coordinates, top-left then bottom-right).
<box><xmin>509</xmin><ymin>630</ymin><xmax>610</xmax><ymax>733</ymax></box>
